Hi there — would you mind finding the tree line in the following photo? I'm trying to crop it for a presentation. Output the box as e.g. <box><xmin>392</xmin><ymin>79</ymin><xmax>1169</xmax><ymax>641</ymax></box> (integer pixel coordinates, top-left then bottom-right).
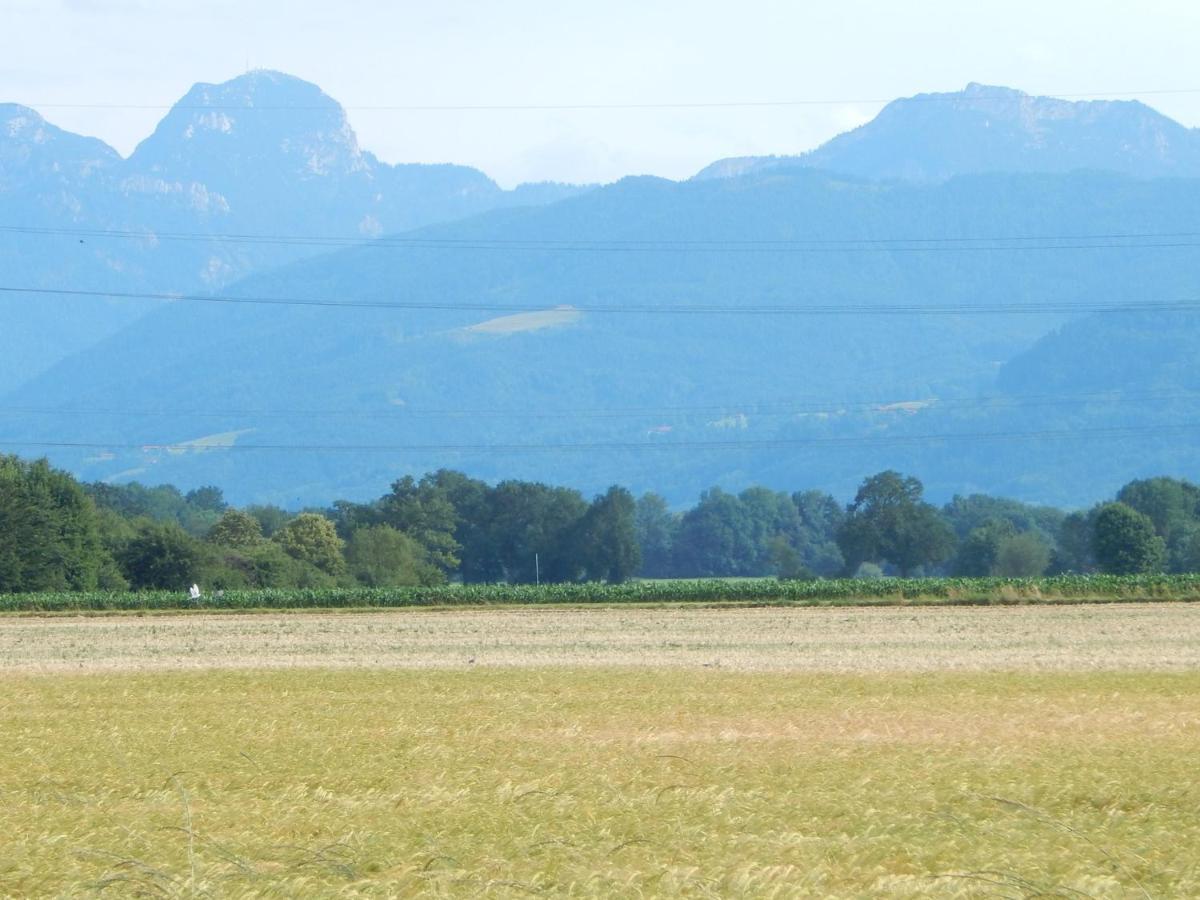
<box><xmin>0</xmin><ymin>453</ymin><xmax>1194</xmax><ymax>594</ymax></box>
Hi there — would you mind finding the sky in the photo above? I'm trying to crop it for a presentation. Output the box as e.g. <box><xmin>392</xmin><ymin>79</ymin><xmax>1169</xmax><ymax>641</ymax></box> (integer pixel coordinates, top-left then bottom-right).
<box><xmin>5</xmin><ymin>0</ymin><xmax>1200</xmax><ymax>187</ymax></box>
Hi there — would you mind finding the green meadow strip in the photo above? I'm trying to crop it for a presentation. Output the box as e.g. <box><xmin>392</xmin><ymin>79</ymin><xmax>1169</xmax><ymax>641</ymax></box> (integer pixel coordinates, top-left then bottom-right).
<box><xmin>4</xmin><ymin>573</ymin><xmax>1200</xmax><ymax>612</ymax></box>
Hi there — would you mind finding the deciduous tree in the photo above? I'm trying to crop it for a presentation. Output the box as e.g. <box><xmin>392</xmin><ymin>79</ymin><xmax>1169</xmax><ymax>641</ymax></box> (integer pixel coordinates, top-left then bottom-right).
<box><xmin>206</xmin><ymin>509</ymin><xmax>264</xmax><ymax>550</ymax></box>
<box><xmin>0</xmin><ymin>455</ymin><xmax>113</xmax><ymax>592</ymax></box>
<box><xmin>837</xmin><ymin>471</ymin><xmax>955</xmax><ymax>576</ymax></box>
<box><xmin>574</xmin><ymin>486</ymin><xmax>641</xmax><ymax>583</ymax></box>
<box><xmin>380</xmin><ymin>475</ymin><xmax>461</xmax><ymax>572</ymax></box>
<box><xmin>635</xmin><ymin>493</ymin><xmax>677</xmax><ymax>578</ymax></box>
<box><xmin>118</xmin><ymin>520</ymin><xmax>202</xmax><ymax>590</ymax></box>
<box><xmin>1116</xmin><ymin>477</ymin><xmax>1200</xmax><ymax>572</ymax></box>
<box><xmin>1091</xmin><ymin>502</ymin><xmax>1165</xmax><ymax>575</ymax></box>
<box><xmin>273</xmin><ymin>513</ymin><xmax>346</xmax><ymax>575</ymax></box>
<box><xmin>345</xmin><ymin>525</ymin><xmax>443</xmax><ymax>587</ymax></box>
<box><xmin>992</xmin><ymin>532</ymin><xmax>1051</xmax><ymax>577</ymax></box>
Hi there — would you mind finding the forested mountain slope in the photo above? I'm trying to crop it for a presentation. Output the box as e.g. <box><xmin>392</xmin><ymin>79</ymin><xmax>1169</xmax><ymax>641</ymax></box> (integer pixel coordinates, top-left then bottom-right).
<box><xmin>7</xmin><ymin>167</ymin><xmax>1199</xmax><ymax>507</ymax></box>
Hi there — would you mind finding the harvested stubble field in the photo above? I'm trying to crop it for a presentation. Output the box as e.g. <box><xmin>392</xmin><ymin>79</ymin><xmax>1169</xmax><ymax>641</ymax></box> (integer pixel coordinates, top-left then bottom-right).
<box><xmin>2</xmin><ymin>606</ymin><xmax>1199</xmax><ymax>897</ymax></box>
<box><xmin>0</xmin><ymin>603</ymin><xmax>1198</xmax><ymax>673</ymax></box>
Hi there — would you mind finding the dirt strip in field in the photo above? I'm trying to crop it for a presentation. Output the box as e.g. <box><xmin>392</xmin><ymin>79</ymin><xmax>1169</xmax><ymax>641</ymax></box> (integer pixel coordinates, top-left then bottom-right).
<box><xmin>0</xmin><ymin>603</ymin><xmax>1197</xmax><ymax>673</ymax></box>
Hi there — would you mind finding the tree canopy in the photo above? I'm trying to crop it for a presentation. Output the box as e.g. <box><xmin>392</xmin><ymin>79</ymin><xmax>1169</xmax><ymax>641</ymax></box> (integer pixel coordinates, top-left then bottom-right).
<box><xmin>837</xmin><ymin>471</ymin><xmax>956</xmax><ymax>576</ymax></box>
<box><xmin>273</xmin><ymin>513</ymin><xmax>346</xmax><ymax>575</ymax></box>
<box><xmin>1091</xmin><ymin>503</ymin><xmax>1166</xmax><ymax>575</ymax></box>
<box><xmin>574</xmin><ymin>486</ymin><xmax>642</xmax><ymax>583</ymax></box>
<box><xmin>6</xmin><ymin>455</ymin><xmax>1200</xmax><ymax>592</ymax></box>
<box><xmin>0</xmin><ymin>455</ymin><xmax>113</xmax><ymax>592</ymax></box>
<box><xmin>345</xmin><ymin>525</ymin><xmax>443</xmax><ymax>587</ymax></box>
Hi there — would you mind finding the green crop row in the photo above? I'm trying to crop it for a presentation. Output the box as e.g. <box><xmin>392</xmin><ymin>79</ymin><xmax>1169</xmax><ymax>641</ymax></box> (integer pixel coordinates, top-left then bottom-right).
<box><xmin>3</xmin><ymin>573</ymin><xmax>1200</xmax><ymax>612</ymax></box>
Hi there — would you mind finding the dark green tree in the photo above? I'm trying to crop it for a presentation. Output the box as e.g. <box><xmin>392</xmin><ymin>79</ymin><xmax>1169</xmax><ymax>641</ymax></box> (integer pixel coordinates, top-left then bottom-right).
<box><xmin>1179</xmin><ymin>530</ymin><xmax>1200</xmax><ymax>574</ymax></box>
<box><xmin>837</xmin><ymin>471</ymin><xmax>956</xmax><ymax>576</ymax></box>
<box><xmin>1117</xmin><ymin>477</ymin><xmax>1200</xmax><ymax>537</ymax></box>
<box><xmin>118</xmin><ymin>520</ymin><xmax>203</xmax><ymax>590</ymax></box>
<box><xmin>573</xmin><ymin>486</ymin><xmax>641</xmax><ymax>582</ymax></box>
<box><xmin>634</xmin><ymin>493</ymin><xmax>678</xmax><ymax>578</ymax></box>
<box><xmin>768</xmin><ymin>535</ymin><xmax>814</xmax><ymax>580</ymax></box>
<box><xmin>792</xmin><ymin>490</ymin><xmax>846</xmax><ymax>576</ymax></box>
<box><xmin>942</xmin><ymin>494</ymin><xmax>1065</xmax><ymax>543</ymax></box>
<box><xmin>424</xmin><ymin>470</ymin><xmax>494</xmax><ymax>583</ymax></box>
<box><xmin>1049</xmin><ymin>509</ymin><xmax>1097</xmax><ymax>573</ymax></box>
<box><xmin>738</xmin><ymin>487</ymin><xmax>803</xmax><ymax>575</ymax></box>
<box><xmin>952</xmin><ymin>519</ymin><xmax>1017</xmax><ymax>576</ymax></box>
<box><xmin>345</xmin><ymin>525</ymin><xmax>443</xmax><ymax>587</ymax></box>
<box><xmin>1116</xmin><ymin>477</ymin><xmax>1200</xmax><ymax>572</ymax></box>
<box><xmin>242</xmin><ymin>542</ymin><xmax>335</xmax><ymax>588</ymax></box>
<box><xmin>243</xmin><ymin>504</ymin><xmax>292</xmax><ymax>538</ymax></box>
<box><xmin>86</xmin><ymin>481</ymin><xmax>221</xmax><ymax>536</ymax></box>
<box><xmin>482</xmin><ymin>480</ymin><xmax>588</xmax><ymax>582</ymax></box>
<box><xmin>992</xmin><ymin>531</ymin><xmax>1052</xmax><ymax>577</ymax></box>
<box><xmin>1091</xmin><ymin>502</ymin><xmax>1165</xmax><ymax>574</ymax></box>
<box><xmin>185</xmin><ymin>486</ymin><xmax>227</xmax><ymax>513</ymax></box>
<box><xmin>326</xmin><ymin>499</ymin><xmax>384</xmax><ymax>539</ymax></box>
<box><xmin>379</xmin><ymin>475</ymin><xmax>461</xmax><ymax>573</ymax></box>
<box><xmin>673</xmin><ymin>488</ymin><xmax>755</xmax><ymax>577</ymax></box>
<box><xmin>0</xmin><ymin>456</ymin><xmax>114</xmax><ymax>592</ymax></box>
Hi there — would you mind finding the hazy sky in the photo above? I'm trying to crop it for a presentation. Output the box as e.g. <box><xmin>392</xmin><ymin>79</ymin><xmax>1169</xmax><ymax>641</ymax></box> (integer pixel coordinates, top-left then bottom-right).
<box><xmin>6</xmin><ymin>0</ymin><xmax>1200</xmax><ymax>186</ymax></box>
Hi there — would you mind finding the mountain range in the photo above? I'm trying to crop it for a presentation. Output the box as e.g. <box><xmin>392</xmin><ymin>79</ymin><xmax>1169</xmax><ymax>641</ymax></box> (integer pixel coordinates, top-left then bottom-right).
<box><xmin>0</xmin><ymin>71</ymin><xmax>588</xmax><ymax>392</ymax></box>
<box><xmin>695</xmin><ymin>82</ymin><xmax>1200</xmax><ymax>181</ymax></box>
<box><xmin>3</xmin><ymin>75</ymin><xmax>1199</xmax><ymax>508</ymax></box>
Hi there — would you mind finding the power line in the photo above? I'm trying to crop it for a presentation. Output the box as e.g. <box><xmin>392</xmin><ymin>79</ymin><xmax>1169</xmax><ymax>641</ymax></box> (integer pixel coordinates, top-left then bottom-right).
<box><xmin>0</xmin><ymin>389</ymin><xmax>1194</xmax><ymax>423</ymax></box>
<box><xmin>2</xmin><ymin>423</ymin><xmax>1196</xmax><ymax>455</ymax></box>
<box><xmin>18</xmin><ymin>87</ymin><xmax>1200</xmax><ymax>113</ymax></box>
<box><xmin>3</xmin><ymin>285</ymin><xmax>1197</xmax><ymax>316</ymax></box>
<box><xmin>10</xmin><ymin>225</ymin><xmax>1200</xmax><ymax>244</ymax></box>
<box><xmin>5</xmin><ymin>224</ymin><xmax>1200</xmax><ymax>254</ymax></box>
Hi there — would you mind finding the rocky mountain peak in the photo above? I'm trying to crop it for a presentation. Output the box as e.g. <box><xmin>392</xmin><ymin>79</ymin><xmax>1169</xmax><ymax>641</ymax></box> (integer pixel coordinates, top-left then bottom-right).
<box><xmin>1</xmin><ymin>102</ymin><xmax>120</xmax><ymax>180</ymax></box>
<box><xmin>128</xmin><ymin>70</ymin><xmax>370</xmax><ymax>183</ymax></box>
<box><xmin>695</xmin><ymin>83</ymin><xmax>1200</xmax><ymax>182</ymax></box>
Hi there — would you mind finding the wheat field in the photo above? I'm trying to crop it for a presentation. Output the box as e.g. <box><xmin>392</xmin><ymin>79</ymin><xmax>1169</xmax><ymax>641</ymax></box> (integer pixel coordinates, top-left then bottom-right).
<box><xmin>2</xmin><ymin>606</ymin><xmax>1198</xmax><ymax>897</ymax></box>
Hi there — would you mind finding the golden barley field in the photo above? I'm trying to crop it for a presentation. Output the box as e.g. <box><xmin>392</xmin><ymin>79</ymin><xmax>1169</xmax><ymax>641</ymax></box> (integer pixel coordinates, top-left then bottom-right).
<box><xmin>1</xmin><ymin>606</ymin><xmax>1198</xmax><ymax>897</ymax></box>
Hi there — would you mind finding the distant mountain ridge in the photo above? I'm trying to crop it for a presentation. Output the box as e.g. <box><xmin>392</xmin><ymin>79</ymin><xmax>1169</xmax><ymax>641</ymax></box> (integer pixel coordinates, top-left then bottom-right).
<box><xmin>0</xmin><ymin>71</ymin><xmax>591</xmax><ymax>392</ymax></box>
<box><xmin>8</xmin><ymin>76</ymin><xmax>1200</xmax><ymax>508</ymax></box>
<box><xmin>695</xmin><ymin>83</ymin><xmax>1200</xmax><ymax>182</ymax></box>
<box><xmin>8</xmin><ymin>166</ymin><xmax>1200</xmax><ymax>508</ymax></box>
<box><xmin>8</xmin><ymin>76</ymin><xmax>1200</xmax><ymax>396</ymax></box>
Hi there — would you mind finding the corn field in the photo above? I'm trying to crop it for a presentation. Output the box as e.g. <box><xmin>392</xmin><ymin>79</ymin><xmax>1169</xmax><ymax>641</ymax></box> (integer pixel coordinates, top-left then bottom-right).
<box><xmin>3</xmin><ymin>574</ymin><xmax>1200</xmax><ymax>612</ymax></box>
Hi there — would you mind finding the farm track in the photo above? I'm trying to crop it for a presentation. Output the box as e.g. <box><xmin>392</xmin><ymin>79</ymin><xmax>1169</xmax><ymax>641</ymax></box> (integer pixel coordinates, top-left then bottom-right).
<box><xmin>2</xmin><ymin>602</ymin><xmax>1198</xmax><ymax>673</ymax></box>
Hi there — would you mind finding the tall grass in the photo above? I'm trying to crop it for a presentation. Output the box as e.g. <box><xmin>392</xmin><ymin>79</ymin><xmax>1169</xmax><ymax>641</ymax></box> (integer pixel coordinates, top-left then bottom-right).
<box><xmin>4</xmin><ymin>573</ymin><xmax>1200</xmax><ymax>612</ymax></box>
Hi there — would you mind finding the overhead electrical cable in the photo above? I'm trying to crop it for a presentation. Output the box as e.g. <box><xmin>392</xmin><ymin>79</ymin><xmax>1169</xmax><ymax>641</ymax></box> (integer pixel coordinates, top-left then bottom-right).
<box><xmin>1</xmin><ymin>423</ymin><xmax>1197</xmax><ymax>455</ymax></box>
<box><xmin>2</xmin><ymin>285</ymin><xmax>1197</xmax><ymax>316</ymax></box>
<box><xmin>20</xmin><ymin>87</ymin><xmax>1200</xmax><ymax>112</ymax></box>
<box><xmin>0</xmin><ymin>389</ymin><xmax>1195</xmax><ymax>422</ymax></box>
<box><xmin>4</xmin><ymin>224</ymin><xmax>1200</xmax><ymax>253</ymax></box>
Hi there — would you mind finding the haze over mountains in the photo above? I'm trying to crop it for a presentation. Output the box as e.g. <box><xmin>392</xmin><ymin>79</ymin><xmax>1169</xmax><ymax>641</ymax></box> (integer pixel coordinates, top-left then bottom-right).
<box><xmin>4</xmin><ymin>75</ymin><xmax>1199</xmax><ymax>507</ymax></box>
<box><xmin>0</xmin><ymin>71</ymin><xmax>587</xmax><ymax>391</ymax></box>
